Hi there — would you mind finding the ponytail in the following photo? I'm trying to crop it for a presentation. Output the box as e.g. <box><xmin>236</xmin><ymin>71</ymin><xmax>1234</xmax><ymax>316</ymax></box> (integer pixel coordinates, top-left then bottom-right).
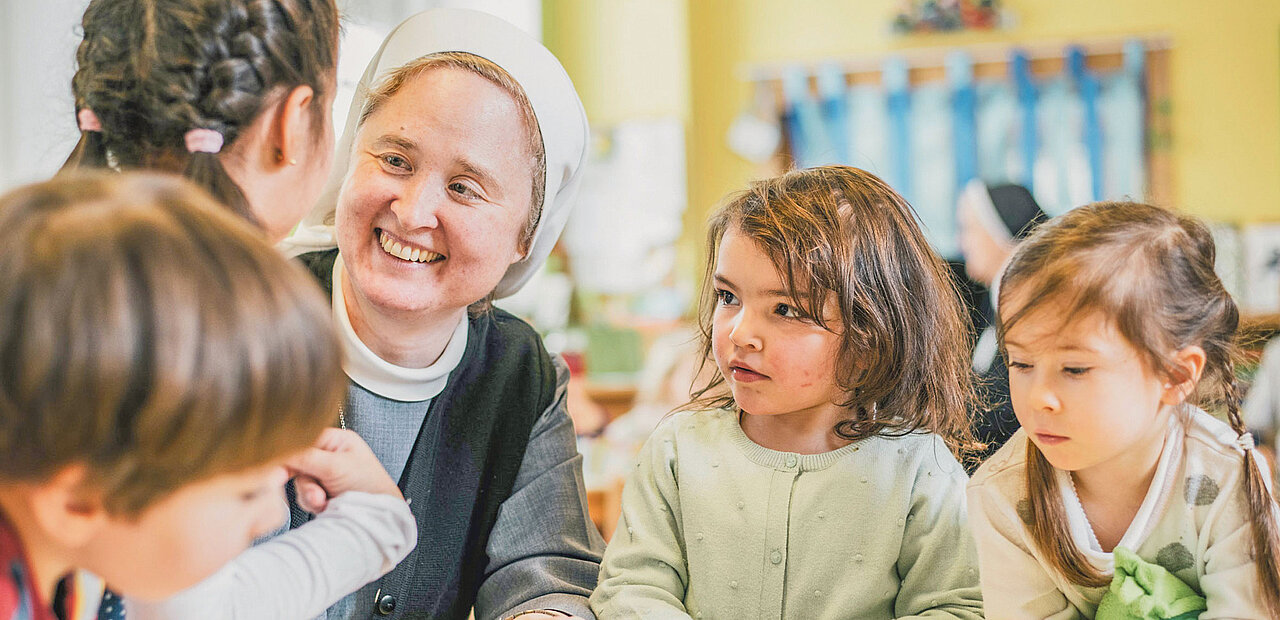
<box><xmin>59</xmin><ymin>130</ymin><xmax>109</xmax><ymax>172</ymax></box>
<box><xmin>183</xmin><ymin>150</ymin><xmax>258</xmax><ymax>228</ymax></box>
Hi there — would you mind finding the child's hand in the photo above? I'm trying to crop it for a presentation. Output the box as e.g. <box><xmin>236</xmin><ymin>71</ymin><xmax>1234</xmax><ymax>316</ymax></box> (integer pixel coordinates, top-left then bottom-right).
<box><xmin>286</xmin><ymin>428</ymin><xmax>402</xmax><ymax>513</ymax></box>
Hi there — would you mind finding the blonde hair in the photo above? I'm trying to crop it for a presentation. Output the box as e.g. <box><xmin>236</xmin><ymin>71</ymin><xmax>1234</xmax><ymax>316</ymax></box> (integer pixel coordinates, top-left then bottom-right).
<box><xmin>999</xmin><ymin>201</ymin><xmax>1280</xmax><ymax>615</ymax></box>
<box><xmin>358</xmin><ymin>51</ymin><xmax>546</xmax><ymax>252</ymax></box>
<box><xmin>0</xmin><ymin>172</ymin><xmax>344</xmax><ymax>516</ymax></box>
<box><xmin>687</xmin><ymin>166</ymin><xmax>979</xmax><ymax>459</ymax></box>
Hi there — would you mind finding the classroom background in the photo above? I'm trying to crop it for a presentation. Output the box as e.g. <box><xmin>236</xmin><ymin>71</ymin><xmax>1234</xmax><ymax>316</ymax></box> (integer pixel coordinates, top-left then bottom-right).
<box><xmin>3</xmin><ymin>0</ymin><xmax>1279</xmax><ymax>539</ymax></box>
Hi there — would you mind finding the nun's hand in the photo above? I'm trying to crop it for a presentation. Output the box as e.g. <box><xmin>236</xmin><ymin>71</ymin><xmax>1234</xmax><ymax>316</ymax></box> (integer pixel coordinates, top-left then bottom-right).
<box><xmin>286</xmin><ymin>428</ymin><xmax>401</xmax><ymax>513</ymax></box>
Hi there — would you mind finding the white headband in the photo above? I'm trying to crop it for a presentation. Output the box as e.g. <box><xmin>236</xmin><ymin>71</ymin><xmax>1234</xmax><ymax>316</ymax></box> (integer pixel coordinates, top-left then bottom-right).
<box><xmin>959</xmin><ymin>178</ymin><xmax>1014</xmax><ymax>245</ymax></box>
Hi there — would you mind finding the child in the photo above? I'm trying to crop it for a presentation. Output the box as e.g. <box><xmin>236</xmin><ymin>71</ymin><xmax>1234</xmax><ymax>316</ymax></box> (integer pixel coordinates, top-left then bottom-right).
<box><xmin>0</xmin><ymin>172</ymin><xmax>411</xmax><ymax>620</ymax></box>
<box><xmin>967</xmin><ymin>201</ymin><xmax>1280</xmax><ymax>618</ymax></box>
<box><xmin>62</xmin><ymin>0</ymin><xmax>340</xmax><ymax>243</ymax></box>
<box><xmin>590</xmin><ymin>166</ymin><xmax>984</xmax><ymax>619</ymax></box>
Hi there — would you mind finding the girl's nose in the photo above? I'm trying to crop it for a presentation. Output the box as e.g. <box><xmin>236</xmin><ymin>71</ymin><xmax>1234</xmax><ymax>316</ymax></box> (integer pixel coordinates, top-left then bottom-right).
<box><xmin>728</xmin><ymin>310</ymin><xmax>763</xmax><ymax>351</ymax></box>
<box><xmin>1027</xmin><ymin>372</ymin><xmax>1061</xmax><ymax>413</ymax></box>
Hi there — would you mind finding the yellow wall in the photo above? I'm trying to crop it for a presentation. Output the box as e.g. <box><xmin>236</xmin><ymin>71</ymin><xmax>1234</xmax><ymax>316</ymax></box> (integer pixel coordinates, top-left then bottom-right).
<box><xmin>550</xmin><ymin>0</ymin><xmax>1280</xmax><ymax>276</ymax></box>
<box><xmin>543</xmin><ymin>0</ymin><xmax>689</xmax><ymax>125</ymax></box>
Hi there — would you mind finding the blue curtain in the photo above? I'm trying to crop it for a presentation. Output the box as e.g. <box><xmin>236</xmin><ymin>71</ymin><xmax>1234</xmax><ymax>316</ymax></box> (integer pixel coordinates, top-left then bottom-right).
<box><xmin>1098</xmin><ymin>40</ymin><xmax>1146</xmax><ymax>201</ymax></box>
<box><xmin>769</xmin><ymin>42</ymin><xmax>1149</xmax><ymax>254</ymax></box>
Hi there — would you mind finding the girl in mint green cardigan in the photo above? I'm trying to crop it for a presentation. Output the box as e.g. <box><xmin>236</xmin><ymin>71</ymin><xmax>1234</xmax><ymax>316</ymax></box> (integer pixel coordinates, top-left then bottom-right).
<box><xmin>591</xmin><ymin>166</ymin><xmax>984</xmax><ymax>619</ymax></box>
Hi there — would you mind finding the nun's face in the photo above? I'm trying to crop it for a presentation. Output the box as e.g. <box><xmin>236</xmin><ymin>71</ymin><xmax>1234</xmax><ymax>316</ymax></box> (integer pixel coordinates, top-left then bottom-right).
<box><xmin>335</xmin><ymin>68</ymin><xmax>534</xmax><ymax>319</ymax></box>
<box><xmin>957</xmin><ymin>199</ymin><xmax>1012</xmax><ymax>287</ymax></box>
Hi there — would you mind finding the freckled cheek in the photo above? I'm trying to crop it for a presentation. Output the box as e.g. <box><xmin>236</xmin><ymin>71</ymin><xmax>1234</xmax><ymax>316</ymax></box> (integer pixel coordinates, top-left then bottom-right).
<box><xmin>777</xmin><ymin>338</ymin><xmax>837</xmax><ymax>389</ymax></box>
<box><xmin>790</xmin><ymin>361</ymin><xmax>828</xmax><ymax>389</ymax></box>
<box><xmin>709</xmin><ymin>321</ymin><xmax>733</xmax><ymax>371</ymax></box>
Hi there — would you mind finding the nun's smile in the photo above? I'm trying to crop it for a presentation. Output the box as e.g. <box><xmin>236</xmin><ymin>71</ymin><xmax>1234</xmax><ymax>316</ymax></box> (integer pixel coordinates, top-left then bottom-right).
<box><xmin>377</xmin><ymin>229</ymin><xmax>444</xmax><ymax>263</ymax></box>
<box><xmin>334</xmin><ymin>67</ymin><xmax>533</xmax><ymax>319</ymax></box>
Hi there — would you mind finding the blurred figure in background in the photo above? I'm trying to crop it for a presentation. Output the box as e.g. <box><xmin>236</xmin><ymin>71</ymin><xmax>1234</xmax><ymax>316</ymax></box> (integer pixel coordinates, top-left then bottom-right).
<box><xmin>1242</xmin><ymin>333</ymin><xmax>1280</xmax><ymax>479</ymax></box>
<box><xmin>956</xmin><ymin>179</ymin><xmax>1047</xmax><ymax>466</ymax></box>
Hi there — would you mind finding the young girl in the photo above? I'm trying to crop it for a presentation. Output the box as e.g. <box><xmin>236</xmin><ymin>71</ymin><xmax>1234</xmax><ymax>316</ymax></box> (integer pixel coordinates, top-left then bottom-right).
<box><xmin>968</xmin><ymin>201</ymin><xmax>1280</xmax><ymax>618</ymax></box>
<box><xmin>62</xmin><ymin>0</ymin><xmax>339</xmax><ymax>242</ymax></box>
<box><xmin>590</xmin><ymin>166</ymin><xmax>984</xmax><ymax>619</ymax></box>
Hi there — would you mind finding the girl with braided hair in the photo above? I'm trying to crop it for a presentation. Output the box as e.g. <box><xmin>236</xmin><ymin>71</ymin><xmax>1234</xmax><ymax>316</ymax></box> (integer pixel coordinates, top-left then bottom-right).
<box><xmin>62</xmin><ymin>0</ymin><xmax>339</xmax><ymax>242</ymax></box>
<box><xmin>968</xmin><ymin>202</ymin><xmax>1280</xmax><ymax>618</ymax></box>
<box><xmin>58</xmin><ymin>2</ymin><xmax>422</xmax><ymax>618</ymax></box>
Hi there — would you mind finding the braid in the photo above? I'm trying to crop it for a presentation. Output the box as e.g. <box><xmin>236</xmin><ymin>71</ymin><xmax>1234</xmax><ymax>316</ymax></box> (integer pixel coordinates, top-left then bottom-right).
<box><xmin>1185</xmin><ymin>215</ymin><xmax>1280</xmax><ymax>618</ymax></box>
<box><xmin>64</xmin><ymin>0</ymin><xmax>338</xmax><ymax>224</ymax></box>
<box><xmin>64</xmin><ymin>0</ymin><xmax>145</xmax><ymax>169</ymax></box>
<box><xmin>1219</xmin><ymin>348</ymin><xmax>1280</xmax><ymax>617</ymax></box>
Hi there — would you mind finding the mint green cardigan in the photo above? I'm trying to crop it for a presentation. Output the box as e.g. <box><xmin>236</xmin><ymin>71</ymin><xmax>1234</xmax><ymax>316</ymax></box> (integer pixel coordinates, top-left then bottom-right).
<box><xmin>591</xmin><ymin>408</ymin><xmax>984</xmax><ymax>619</ymax></box>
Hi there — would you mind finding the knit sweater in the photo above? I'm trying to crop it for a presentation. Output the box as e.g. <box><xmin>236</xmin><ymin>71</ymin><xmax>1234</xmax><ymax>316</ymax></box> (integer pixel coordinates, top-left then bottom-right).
<box><xmin>591</xmin><ymin>409</ymin><xmax>983</xmax><ymax>619</ymax></box>
<box><xmin>967</xmin><ymin>407</ymin><xmax>1277</xmax><ymax>619</ymax></box>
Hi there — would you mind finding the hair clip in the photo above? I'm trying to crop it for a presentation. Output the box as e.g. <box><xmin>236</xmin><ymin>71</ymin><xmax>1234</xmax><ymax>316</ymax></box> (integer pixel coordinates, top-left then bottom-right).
<box><xmin>184</xmin><ymin>128</ymin><xmax>224</xmax><ymax>154</ymax></box>
<box><xmin>1236</xmin><ymin>432</ymin><xmax>1255</xmax><ymax>452</ymax></box>
<box><xmin>77</xmin><ymin>108</ymin><xmax>102</xmax><ymax>132</ymax></box>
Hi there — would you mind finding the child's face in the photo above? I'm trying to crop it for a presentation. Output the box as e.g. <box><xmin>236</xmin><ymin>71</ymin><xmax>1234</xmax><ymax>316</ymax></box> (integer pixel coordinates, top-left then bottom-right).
<box><xmin>80</xmin><ymin>462</ymin><xmax>290</xmax><ymax>601</ymax></box>
<box><xmin>1002</xmin><ymin>299</ymin><xmax>1173</xmax><ymax>476</ymax></box>
<box><xmin>710</xmin><ymin>227</ymin><xmax>846</xmax><ymax>422</ymax></box>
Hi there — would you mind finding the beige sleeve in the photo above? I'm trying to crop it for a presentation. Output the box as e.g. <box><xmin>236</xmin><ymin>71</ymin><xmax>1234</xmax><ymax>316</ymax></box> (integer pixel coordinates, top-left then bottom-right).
<box><xmin>966</xmin><ymin>481</ymin><xmax>1086</xmax><ymax>620</ymax></box>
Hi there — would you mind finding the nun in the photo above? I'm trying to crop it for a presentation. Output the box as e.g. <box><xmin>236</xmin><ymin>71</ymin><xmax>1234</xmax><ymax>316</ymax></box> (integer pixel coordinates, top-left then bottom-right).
<box><xmin>282</xmin><ymin>8</ymin><xmax>602</xmax><ymax>619</ymax></box>
<box><xmin>956</xmin><ymin>179</ymin><xmax>1047</xmax><ymax>467</ymax></box>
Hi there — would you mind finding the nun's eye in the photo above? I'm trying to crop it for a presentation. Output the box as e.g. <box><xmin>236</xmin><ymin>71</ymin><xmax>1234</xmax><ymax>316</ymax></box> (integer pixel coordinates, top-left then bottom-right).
<box><xmin>379</xmin><ymin>153</ymin><xmax>411</xmax><ymax>172</ymax></box>
<box><xmin>449</xmin><ymin>181</ymin><xmax>481</xmax><ymax>199</ymax></box>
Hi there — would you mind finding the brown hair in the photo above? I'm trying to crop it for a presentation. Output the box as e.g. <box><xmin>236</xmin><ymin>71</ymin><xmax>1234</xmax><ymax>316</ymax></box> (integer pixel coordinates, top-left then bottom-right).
<box><xmin>998</xmin><ymin>201</ymin><xmax>1280</xmax><ymax>614</ymax></box>
<box><xmin>357</xmin><ymin>51</ymin><xmax>547</xmax><ymax>253</ymax></box>
<box><xmin>0</xmin><ymin>172</ymin><xmax>344</xmax><ymax>517</ymax></box>
<box><xmin>61</xmin><ymin>0</ymin><xmax>341</xmax><ymax>225</ymax></box>
<box><xmin>687</xmin><ymin>166</ymin><xmax>978</xmax><ymax>457</ymax></box>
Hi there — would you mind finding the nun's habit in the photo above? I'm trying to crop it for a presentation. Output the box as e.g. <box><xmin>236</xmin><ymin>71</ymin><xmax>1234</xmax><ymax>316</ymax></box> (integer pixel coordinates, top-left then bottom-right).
<box><xmin>284</xmin><ymin>8</ymin><xmax>601</xmax><ymax>619</ymax></box>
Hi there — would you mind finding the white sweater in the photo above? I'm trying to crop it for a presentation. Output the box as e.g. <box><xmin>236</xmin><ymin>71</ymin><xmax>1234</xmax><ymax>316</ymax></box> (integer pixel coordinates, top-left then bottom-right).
<box><xmin>967</xmin><ymin>407</ymin><xmax>1275</xmax><ymax>619</ymax></box>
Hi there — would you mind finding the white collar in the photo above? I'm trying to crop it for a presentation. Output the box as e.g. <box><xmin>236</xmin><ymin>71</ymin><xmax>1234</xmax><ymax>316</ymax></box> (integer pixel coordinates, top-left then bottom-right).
<box><xmin>1060</xmin><ymin>410</ymin><xmax>1182</xmax><ymax>567</ymax></box>
<box><xmin>332</xmin><ymin>255</ymin><xmax>468</xmax><ymax>402</ymax></box>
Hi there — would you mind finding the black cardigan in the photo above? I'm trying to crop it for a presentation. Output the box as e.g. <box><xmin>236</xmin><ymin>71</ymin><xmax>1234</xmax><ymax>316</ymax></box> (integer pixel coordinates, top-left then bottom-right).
<box><xmin>291</xmin><ymin>249</ymin><xmax>556</xmax><ymax>619</ymax></box>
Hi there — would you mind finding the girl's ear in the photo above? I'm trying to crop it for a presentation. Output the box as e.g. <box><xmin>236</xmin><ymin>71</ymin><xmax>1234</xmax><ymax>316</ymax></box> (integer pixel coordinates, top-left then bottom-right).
<box><xmin>1160</xmin><ymin>345</ymin><xmax>1207</xmax><ymax>406</ymax></box>
<box><xmin>275</xmin><ymin>84</ymin><xmax>316</xmax><ymax>166</ymax></box>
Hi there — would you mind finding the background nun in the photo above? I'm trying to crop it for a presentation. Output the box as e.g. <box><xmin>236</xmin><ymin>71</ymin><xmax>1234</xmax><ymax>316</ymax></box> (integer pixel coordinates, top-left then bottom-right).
<box><xmin>956</xmin><ymin>179</ymin><xmax>1048</xmax><ymax>467</ymax></box>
